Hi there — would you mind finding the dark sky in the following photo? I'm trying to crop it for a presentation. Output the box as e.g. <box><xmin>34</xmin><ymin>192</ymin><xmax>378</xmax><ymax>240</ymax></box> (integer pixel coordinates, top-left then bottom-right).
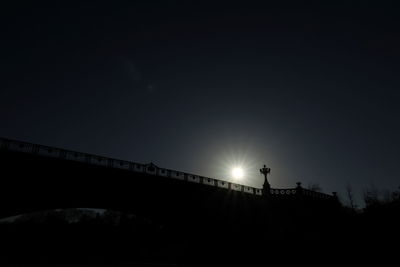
<box><xmin>1</xmin><ymin>1</ymin><xmax>399</xmax><ymax>204</ymax></box>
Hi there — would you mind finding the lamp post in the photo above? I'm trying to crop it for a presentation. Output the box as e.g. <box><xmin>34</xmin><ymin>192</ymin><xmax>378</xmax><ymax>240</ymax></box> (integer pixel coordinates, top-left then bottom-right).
<box><xmin>260</xmin><ymin>164</ymin><xmax>271</xmax><ymax>195</ymax></box>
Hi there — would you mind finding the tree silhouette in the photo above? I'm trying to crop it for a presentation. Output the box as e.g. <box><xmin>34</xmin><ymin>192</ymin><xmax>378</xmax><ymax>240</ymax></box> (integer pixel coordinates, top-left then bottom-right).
<box><xmin>345</xmin><ymin>184</ymin><xmax>357</xmax><ymax>211</ymax></box>
<box><xmin>363</xmin><ymin>184</ymin><xmax>380</xmax><ymax>209</ymax></box>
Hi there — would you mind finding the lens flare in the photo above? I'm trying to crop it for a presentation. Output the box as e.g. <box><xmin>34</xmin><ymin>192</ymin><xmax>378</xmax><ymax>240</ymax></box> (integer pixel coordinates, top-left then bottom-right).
<box><xmin>232</xmin><ymin>167</ymin><xmax>244</xmax><ymax>179</ymax></box>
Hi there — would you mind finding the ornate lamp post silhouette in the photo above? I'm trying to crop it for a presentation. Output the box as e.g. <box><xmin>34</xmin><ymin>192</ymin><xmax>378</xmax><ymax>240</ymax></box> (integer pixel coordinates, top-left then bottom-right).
<box><xmin>260</xmin><ymin>164</ymin><xmax>271</xmax><ymax>194</ymax></box>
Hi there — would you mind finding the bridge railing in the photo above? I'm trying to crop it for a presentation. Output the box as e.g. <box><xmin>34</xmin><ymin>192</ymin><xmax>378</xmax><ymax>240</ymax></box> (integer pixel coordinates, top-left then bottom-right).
<box><xmin>269</xmin><ymin>187</ymin><xmax>334</xmax><ymax>199</ymax></box>
<box><xmin>0</xmin><ymin>137</ymin><xmax>263</xmax><ymax>196</ymax></box>
<box><xmin>0</xmin><ymin>137</ymin><xmax>334</xmax><ymax>199</ymax></box>
<box><xmin>270</xmin><ymin>188</ymin><xmax>298</xmax><ymax>196</ymax></box>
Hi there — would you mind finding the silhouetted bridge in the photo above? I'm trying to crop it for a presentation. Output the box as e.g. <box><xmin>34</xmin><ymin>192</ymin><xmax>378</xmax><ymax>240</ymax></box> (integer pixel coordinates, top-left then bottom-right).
<box><xmin>0</xmin><ymin>137</ymin><xmax>334</xmax><ymax>203</ymax></box>
<box><xmin>0</xmin><ymin>137</ymin><xmax>342</xmax><ymax>261</ymax></box>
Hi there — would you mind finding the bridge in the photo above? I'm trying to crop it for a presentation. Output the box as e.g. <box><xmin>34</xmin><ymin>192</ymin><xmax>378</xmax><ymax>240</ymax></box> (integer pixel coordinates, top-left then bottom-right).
<box><xmin>0</xmin><ymin>137</ymin><xmax>335</xmax><ymax>202</ymax></box>
<box><xmin>0</xmin><ymin>137</ymin><xmax>342</xmax><ymax>263</ymax></box>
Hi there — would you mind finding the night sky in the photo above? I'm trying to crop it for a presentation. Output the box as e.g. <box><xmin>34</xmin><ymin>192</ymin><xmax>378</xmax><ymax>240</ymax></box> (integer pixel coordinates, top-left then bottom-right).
<box><xmin>1</xmin><ymin>2</ymin><xmax>399</xmax><ymax>204</ymax></box>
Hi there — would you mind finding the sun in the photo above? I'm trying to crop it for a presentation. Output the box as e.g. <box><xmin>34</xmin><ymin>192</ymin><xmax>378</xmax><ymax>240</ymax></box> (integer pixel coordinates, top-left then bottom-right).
<box><xmin>231</xmin><ymin>167</ymin><xmax>244</xmax><ymax>180</ymax></box>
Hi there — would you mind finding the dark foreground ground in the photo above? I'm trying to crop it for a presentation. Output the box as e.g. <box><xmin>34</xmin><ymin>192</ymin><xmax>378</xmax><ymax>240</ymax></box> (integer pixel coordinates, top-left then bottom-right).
<box><xmin>0</xmin><ymin>210</ymin><xmax>338</xmax><ymax>264</ymax></box>
<box><xmin>1</xmin><ymin>202</ymin><xmax>399</xmax><ymax>265</ymax></box>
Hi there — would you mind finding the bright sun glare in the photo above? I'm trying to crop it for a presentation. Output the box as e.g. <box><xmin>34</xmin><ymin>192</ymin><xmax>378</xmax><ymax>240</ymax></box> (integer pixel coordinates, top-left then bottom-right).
<box><xmin>231</xmin><ymin>167</ymin><xmax>244</xmax><ymax>179</ymax></box>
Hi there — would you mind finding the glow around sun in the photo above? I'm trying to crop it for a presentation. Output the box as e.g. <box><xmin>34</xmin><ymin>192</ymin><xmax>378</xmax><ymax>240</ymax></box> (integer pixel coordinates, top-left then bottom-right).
<box><xmin>210</xmin><ymin>145</ymin><xmax>262</xmax><ymax>186</ymax></box>
<box><xmin>231</xmin><ymin>167</ymin><xmax>244</xmax><ymax>180</ymax></box>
